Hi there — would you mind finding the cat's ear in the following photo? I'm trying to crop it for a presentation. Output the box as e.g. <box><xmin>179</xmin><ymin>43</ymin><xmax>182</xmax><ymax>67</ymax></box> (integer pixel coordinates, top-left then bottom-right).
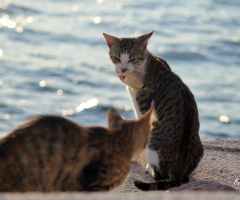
<box><xmin>103</xmin><ymin>33</ymin><xmax>119</xmax><ymax>48</ymax></box>
<box><xmin>140</xmin><ymin>107</ymin><xmax>157</xmax><ymax>131</ymax></box>
<box><xmin>135</xmin><ymin>31</ymin><xmax>154</xmax><ymax>50</ymax></box>
<box><xmin>107</xmin><ymin>108</ymin><xmax>124</xmax><ymax>129</ymax></box>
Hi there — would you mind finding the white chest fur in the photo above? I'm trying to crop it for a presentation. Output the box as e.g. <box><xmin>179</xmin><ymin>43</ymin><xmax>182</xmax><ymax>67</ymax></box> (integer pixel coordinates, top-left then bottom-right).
<box><xmin>126</xmin><ymin>86</ymin><xmax>142</xmax><ymax>119</ymax></box>
<box><xmin>124</xmin><ymin>58</ymin><xmax>147</xmax><ymax>119</ymax></box>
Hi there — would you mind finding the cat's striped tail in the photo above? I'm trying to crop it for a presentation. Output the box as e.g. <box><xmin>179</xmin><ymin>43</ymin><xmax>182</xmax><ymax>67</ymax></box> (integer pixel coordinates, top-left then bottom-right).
<box><xmin>134</xmin><ymin>180</ymin><xmax>176</xmax><ymax>191</ymax></box>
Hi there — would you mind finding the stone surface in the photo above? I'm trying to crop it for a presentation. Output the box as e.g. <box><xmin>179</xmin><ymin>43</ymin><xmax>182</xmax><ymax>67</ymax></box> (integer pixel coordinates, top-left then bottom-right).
<box><xmin>0</xmin><ymin>192</ymin><xmax>239</xmax><ymax>200</ymax></box>
<box><xmin>194</xmin><ymin>148</ymin><xmax>239</xmax><ymax>191</ymax></box>
<box><xmin>115</xmin><ymin>138</ymin><xmax>240</xmax><ymax>193</ymax></box>
<box><xmin>169</xmin><ymin>181</ymin><xmax>238</xmax><ymax>192</ymax></box>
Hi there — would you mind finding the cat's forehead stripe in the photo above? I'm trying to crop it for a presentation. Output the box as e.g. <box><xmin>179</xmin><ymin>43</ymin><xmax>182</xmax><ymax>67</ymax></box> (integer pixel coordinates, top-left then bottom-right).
<box><xmin>119</xmin><ymin>38</ymin><xmax>134</xmax><ymax>54</ymax></box>
<box><xmin>127</xmin><ymin>39</ymin><xmax>134</xmax><ymax>54</ymax></box>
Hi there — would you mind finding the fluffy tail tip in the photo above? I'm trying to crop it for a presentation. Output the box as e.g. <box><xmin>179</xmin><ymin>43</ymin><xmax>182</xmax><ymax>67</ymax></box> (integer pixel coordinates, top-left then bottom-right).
<box><xmin>134</xmin><ymin>179</ymin><xmax>178</xmax><ymax>191</ymax></box>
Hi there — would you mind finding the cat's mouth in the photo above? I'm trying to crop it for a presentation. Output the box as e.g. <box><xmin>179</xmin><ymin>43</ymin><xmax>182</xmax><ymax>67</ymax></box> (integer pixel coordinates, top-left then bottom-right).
<box><xmin>118</xmin><ymin>76</ymin><xmax>126</xmax><ymax>83</ymax></box>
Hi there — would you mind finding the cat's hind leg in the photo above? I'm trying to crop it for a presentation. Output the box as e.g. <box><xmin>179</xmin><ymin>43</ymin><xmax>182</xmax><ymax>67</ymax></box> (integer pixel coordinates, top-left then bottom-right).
<box><xmin>168</xmin><ymin>165</ymin><xmax>185</xmax><ymax>187</ymax></box>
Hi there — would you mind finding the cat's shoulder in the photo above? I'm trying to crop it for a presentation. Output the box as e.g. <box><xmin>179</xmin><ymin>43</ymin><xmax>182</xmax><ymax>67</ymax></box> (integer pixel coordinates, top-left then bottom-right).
<box><xmin>30</xmin><ymin>114</ymin><xmax>73</xmax><ymax>125</ymax></box>
<box><xmin>88</xmin><ymin>126</ymin><xmax>115</xmax><ymax>137</ymax></box>
<box><xmin>149</xmin><ymin>53</ymin><xmax>171</xmax><ymax>71</ymax></box>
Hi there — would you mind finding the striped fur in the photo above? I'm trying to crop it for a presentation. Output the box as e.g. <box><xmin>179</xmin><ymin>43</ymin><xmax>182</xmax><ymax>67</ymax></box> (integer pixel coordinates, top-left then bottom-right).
<box><xmin>0</xmin><ymin>108</ymin><xmax>154</xmax><ymax>192</ymax></box>
<box><xmin>104</xmin><ymin>32</ymin><xmax>204</xmax><ymax>190</ymax></box>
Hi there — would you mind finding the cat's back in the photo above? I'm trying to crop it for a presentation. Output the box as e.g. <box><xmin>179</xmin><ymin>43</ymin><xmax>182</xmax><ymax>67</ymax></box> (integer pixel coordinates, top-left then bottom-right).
<box><xmin>151</xmin><ymin>62</ymin><xmax>199</xmax><ymax>134</ymax></box>
<box><xmin>0</xmin><ymin>115</ymin><xmax>93</xmax><ymax>192</ymax></box>
<box><xmin>0</xmin><ymin>115</ymin><xmax>88</xmax><ymax>151</ymax></box>
<box><xmin>0</xmin><ymin>115</ymin><xmax>93</xmax><ymax>174</ymax></box>
<box><xmin>146</xmin><ymin>54</ymin><xmax>196</xmax><ymax>105</ymax></box>
<box><xmin>145</xmin><ymin>54</ymin><xmax>201</xmax><ymax>145</ymax></box>
<box><xmin>160</xmin><ymin>69</ymin><xmax>195</xmax><ymax>103</ymax></box>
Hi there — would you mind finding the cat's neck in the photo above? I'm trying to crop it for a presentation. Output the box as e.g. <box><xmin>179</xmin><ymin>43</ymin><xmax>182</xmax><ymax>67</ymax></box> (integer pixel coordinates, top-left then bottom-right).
<box><xmin>112</xmin><ymin>126</ymin><xmax>141</xmax><ymax>159</ymax></box>
<box><xmin>146</xmin><ymin>52</ymin><xmax>171</xmax><ymax>72</ymax></box>
<box><xmin>143</xmin><ymin>52</ymin><xmax>172</xmax><ymax>88</ymax></box>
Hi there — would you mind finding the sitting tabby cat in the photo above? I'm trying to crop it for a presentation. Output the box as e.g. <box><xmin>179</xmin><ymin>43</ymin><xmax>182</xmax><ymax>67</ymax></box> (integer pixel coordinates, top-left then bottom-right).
<box><xmin>103</xmin><ymin>31</ymin><xmax>204</xmax><ymax>190</ymax></box>
<box><xmin>0</xmin><ymin>108</ymin><xmax>155</xmax><ymax>192</ymax></box>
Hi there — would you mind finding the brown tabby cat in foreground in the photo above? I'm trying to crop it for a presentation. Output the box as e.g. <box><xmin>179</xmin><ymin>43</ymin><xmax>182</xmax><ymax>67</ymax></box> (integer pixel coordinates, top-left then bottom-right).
<box><xmin>103</xmin><ymin>31</ymin><xmax>204</xmax><ymax>191</ymax></box>
<box><xmin>0</xmin><ymin>108</ymin><xmax>155</xmax><ymax>192</ymax></box>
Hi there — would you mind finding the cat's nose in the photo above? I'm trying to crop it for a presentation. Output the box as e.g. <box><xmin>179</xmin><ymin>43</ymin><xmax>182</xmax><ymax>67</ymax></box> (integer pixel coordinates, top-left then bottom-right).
<box><xmin>121</xmin><ymin>68</ymin><xmax>127</xmax><ymax>73</ymax></box>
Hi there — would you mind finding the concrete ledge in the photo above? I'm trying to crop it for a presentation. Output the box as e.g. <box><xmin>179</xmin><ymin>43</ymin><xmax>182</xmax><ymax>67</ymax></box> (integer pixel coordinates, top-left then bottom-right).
<box><xmin>195</xmin><ymin>138</ymin><xmax>240</xmax><ymax>191</ymax></box>
<box><xmin>116</xmin><ymin>138</ymin><xmax>240</xmax><ymax>193</ymax></box>
<box><xmin>0</xmin><ymin>192</ymin><xmax>239</xmax><ymax>200</ymax></box>
<box><xmin>202</xmin><ymin>138</ymin><xmax>240</xmax><ymax>152</ymax></box>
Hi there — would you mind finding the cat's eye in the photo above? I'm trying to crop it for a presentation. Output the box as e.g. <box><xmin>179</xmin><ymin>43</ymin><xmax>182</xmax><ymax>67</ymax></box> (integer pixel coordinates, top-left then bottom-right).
<box><xmin>113</xmin><ymin>57</ymin><xmax>121</xmax><ymax>62</ymax></box>
<box><xmin>129</xmin><ymin>58</ymin><xmax>137</xmax><ymax>63</ymax></box>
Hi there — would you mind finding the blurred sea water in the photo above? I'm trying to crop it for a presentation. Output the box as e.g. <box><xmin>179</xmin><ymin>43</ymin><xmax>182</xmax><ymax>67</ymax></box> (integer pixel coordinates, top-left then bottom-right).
<box><xmin>0</xmin><ymin>0</ymin><xmax>240</xmax><ymax>139</ymax></box>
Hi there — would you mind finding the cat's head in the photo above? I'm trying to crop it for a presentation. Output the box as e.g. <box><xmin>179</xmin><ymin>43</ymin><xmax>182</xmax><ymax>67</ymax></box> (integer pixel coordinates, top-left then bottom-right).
<box><xmin>107</xmin><ymin>108</ymin><xmax>157</xmax><ymax>159</ymax></box>
<box><xmin>103</xmin><ymin>32</ymin><xmax>153</xmax><ymax>77</ymax></box>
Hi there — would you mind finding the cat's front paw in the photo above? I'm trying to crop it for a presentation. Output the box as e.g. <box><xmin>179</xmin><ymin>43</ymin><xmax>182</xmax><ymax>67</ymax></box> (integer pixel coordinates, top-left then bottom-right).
<box><xmin>146</xmin><ymin>164</ymin><xmax>155</xmax><ymax>178</ymax></box>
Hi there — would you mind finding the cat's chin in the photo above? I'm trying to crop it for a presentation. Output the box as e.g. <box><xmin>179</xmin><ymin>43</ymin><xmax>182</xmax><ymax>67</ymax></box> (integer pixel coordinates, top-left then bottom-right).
<box><xmin>118</xmin><ymin>76</ymin><xmax>126</xmax><ymax>83</ymax></box>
